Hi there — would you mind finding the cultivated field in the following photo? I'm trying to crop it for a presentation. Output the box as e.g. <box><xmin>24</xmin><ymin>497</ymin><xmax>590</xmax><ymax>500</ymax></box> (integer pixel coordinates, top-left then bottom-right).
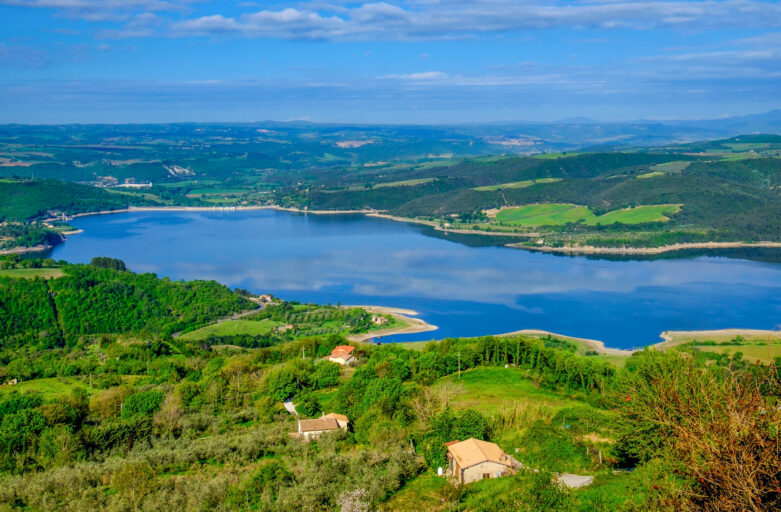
<box><xmin>474</xmin><ymin>178</ymin><xmax>561</xmax><ymax>191</ymax></box>
<box><xmin>178</xmin><ymin>319</ymin><xmax>282</xmax><ymax>340</ymax></box>
<box><xmin>0</xmin><ymin>268</ymin><xmax>65</xmax><ymax>279</ymax></box>
<box><xmin>493</xmin><ymin>203</ymin><xmax>680</xmax><ymax>227</ymax></box>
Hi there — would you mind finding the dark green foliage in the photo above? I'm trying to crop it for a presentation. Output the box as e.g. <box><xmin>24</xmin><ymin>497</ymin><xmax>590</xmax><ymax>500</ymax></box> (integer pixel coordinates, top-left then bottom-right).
<box><xmin>0</xmin><ymin>394</ymin><xmax>43</xmax><ymax>420</ymax></box>
<box><xmin>314</xmin><ymin>360</ymin><xmax>341</xmax><ymax>388</ymax></box>
<box><xmin>0</xmin><ymin>276</ymin><xmax>59</xmax><ymax>342</ymax></box>
<box><xmin>0</xmin><ymin>223</ymin><xmax>62</xmax><ymax>250</ymax></box>
<box><xmin>294</xmin><ymin>390</ymin><xmax>321</xmax><ymax>417</ymax></box>
<box><xmin>121</xmin><ymin>390</ymin><xmax>164</xmax><ymax>419</ymax></box>
<box><xmin>0</xmin><ymin>179</ymin><xmax>144</xmax><ymax>222</ymax></box>
<box><xmin>89</xmin><ymin>257</ymin><xmax>127</xmax><ymax>271</ymax></box>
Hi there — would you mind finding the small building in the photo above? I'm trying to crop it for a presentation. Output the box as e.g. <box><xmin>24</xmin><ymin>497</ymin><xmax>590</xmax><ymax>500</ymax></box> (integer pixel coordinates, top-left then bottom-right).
<box><xmin>296</xmin><ymin>412</ymin><xmax>349</xmax><ymax>441</ymax></box>
<box><xmin>321</xmin><ymin>412</ymin><xmax>350</xmax><ymax>429</ymax></box>
<box><xmin>328</xmin><ymin>345</ymin><xmax>355</xmax><ymax>366</ymax></box>
<box><xmin>446</xmin><ymin>438</ymin><xmax>516</xmax><ymax>485</ymax></box>
<box><xmin>276</xmin><ymin>324</ymin><xmax>294</xmax><ymax>333</ymax></box>
<box><xmin>371</xmin><ymin>315</ymin><xmax>389</xmax><ymax>325</ymax></box>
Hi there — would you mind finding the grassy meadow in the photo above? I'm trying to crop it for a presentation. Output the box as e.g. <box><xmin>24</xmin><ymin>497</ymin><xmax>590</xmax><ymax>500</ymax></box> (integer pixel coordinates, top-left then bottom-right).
<box><xmin>493</xmin><ymin>203</ymin><xmax>681</xmax><ymax>227</ymax></box>
<box><xmin>178</xmin><ymin>319</ymin><xmax>283</xmax><ymax>341</ymax></box>
<box><xmin>0</xmin><ymin>268</ymin><xmax>65</xmax><ymax>279</ymax></box>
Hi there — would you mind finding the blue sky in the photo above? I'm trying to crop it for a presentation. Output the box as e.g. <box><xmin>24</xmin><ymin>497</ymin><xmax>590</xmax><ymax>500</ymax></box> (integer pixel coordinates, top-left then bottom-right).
<box><xmin>1</xmin><ymin>0</ymin><xmax>780</xmax><ymax>123</ymax></box>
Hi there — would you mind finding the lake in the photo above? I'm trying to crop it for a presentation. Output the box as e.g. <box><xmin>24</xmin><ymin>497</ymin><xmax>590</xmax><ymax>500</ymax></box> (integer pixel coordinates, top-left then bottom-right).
<box><xmin>47</xmin><ymin>209</ymin><xmax>781</xmax><ymax>349</ymax></box>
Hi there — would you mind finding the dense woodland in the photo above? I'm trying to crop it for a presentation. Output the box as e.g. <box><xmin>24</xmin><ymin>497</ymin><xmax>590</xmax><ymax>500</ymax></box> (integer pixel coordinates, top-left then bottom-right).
<box><xmin>0</xmin><ymin>259</ymin><xmax>252</xmax><ymax>348</ymax></box>
<box><xmin>0</xmin><ymin>260</ymin><xmax>778</xmax><ymax>511</ymax></box>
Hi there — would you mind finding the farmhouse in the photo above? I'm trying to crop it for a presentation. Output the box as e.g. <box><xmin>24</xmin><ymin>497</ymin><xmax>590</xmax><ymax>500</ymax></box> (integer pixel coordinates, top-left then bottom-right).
<box><xmin>446</xmin><ymin>438</ymin><xmax>516</xmax><ymax>485</ymax></box>
<box><xmin>328</xmin><ymin>345</ymin><xmax>355</xmax><ymax>365</ymax></box>
<box><xmin>371</xmin><ymin>315</ymin><xmax>389</xmax><ymax>325</ymax></box>
<box><xmin>296</xmin><ymin>413</ymin><xmax>350</xmax><ymax>441</ymax></box>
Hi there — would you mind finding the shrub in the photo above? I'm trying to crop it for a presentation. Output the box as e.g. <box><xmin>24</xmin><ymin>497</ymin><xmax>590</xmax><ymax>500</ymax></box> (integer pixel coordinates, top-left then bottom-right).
<box><xmin>121</xmin><ymin>390</ymin><xmax>165</xmax><ymax>419</ymax></box>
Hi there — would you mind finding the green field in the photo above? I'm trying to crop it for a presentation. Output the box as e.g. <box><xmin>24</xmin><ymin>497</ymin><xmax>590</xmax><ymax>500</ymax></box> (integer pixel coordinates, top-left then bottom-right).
<box><xmin>440</xmin><ymin>367</ymin><xmax>585</xmax><ymax>414</ymax></box>
<box><xmin>693</xmin><ymin>343</ymin><xmax>781</xmax><ymax>364</ymax></box>
<box><xmin>186</xmin><ymin>187</ymin><xmax>251</xmax><ymax>196</ymax></box>
<box><xmin>0</xmin><ymin>268</ymin><xmax>65</xmax><ymax>279</ymax></box>
<box><xmin>636</xmin><ymin>171</ymin><xmax>664</xmax><ymax>179</ymax></box>
<box><xmin>494</xmin><ymin>203</ymin><xmax>680</xmax><ymax>226</ymax></box>
<box><xmin>474</xmin><ymin>178</ymin><xmax>561</xmax><ymax>191</ymax></box>
<box><xmin>649</xmin><ymin>160</ymin><xmax>691</xmax><ymax>173</ymax></box>
<box><xmin>0</xmin><ymin>377</ymin><xmax>90</xmax><ymax>399</ymax></box>
<box><xmin>178</xmin><ymin>319</ymin><xmax>282</xmax><ymax>341</ymax></box>
<box><xmin>374</xmin><ymin>178</ymin><xmax>435</xmax><ymax>188</ymax></box>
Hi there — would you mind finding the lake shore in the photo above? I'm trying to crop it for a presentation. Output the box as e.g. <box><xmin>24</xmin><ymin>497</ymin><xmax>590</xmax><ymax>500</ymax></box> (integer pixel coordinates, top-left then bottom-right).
<box><xmin>507</xmin><ymin>240</ymin><xmax>781</xmax><ymax>255</ymax></box>
<box><xmin>654</xmin><ymin>328</ymin><xmax>781</xmax><ymax>349</ymax></box>
<box><xmin>496</xmin><ymin>329</ymin><xmax>636</xmax><ymax>356</ymax></box>
<box><xmin>344</xmin><ymin>305</ymin><xmax>438</xmax><ymax>342</ymax></box>
<box><xmin>31</xmin><ymin>204</ymin><xmax>781</xmax><ymax>254</ymax></box>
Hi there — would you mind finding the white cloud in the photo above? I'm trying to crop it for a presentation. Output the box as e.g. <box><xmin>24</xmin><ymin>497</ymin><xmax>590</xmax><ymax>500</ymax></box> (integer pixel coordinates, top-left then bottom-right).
<box><xmin>382</xmin><ymin>71</ymin><xmax>449</xmax><ymax>80</ymax></box>
<box><xmin>168</xmin><ymin>1</ymin><xmax>781</xmax><ymax>41</ymax></box>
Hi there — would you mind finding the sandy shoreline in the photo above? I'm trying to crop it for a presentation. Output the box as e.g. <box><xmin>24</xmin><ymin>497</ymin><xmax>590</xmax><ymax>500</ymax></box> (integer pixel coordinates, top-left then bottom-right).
<box><xmin>507</xmin><ymin>240</ymin><xmax>781</xmax><ymax>255</ymax></box>
<box><xmin>654</xmin><ymin>328</ymin><xmax>781</xmax><ymax>349</ymax></box>
<box><xmin>0</xmin><ymin>244</ymin><xmax>51</xmax><ymax>255</ymax></box>
<box><xmin>368</xmin><ymin>213</ymin><xmax>539</xmax><ymax>238</ymax></box>
<box><xmin>496</xmin><ymin>329</ymin><xmax>636</xmax><ymax>356</ymax></box>
<box><xmin>344</xmin><ymin>305</ymin><xmax>438</xmax><ymax>342</ymax></box>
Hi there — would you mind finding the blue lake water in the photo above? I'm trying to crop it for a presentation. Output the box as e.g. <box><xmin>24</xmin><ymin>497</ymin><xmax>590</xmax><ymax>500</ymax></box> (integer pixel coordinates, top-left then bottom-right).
<box><xmin>47</xmin><ymin>210</ymin><xmax>781</xmax><ymax>350</ymax></box>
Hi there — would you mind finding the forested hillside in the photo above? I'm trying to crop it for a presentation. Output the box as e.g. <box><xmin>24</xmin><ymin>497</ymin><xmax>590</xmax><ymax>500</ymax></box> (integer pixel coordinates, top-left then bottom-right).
<box><xmin>0</xmin><ymin>179</ymin><xmax>146</xmax><ymax>222</ymax></box>
<box><xmin>0</xmin><ymin>261</ymin><xmax>778</xmax><ymax>511</ymax></box>
<box><xmin>0</xmin><ymin>259</ymin><xmax>253</xmax><ymax>345</ymax></box>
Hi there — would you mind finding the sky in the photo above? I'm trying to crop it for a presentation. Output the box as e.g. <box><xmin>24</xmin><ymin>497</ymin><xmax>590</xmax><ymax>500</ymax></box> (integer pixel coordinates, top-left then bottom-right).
<box><xmin>0</xmin><ymin>0</ymin><xmax>780</xmax><ymax>124</ymax></box>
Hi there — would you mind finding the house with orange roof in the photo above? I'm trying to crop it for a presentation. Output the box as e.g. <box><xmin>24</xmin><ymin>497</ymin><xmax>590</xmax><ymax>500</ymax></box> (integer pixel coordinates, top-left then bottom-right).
<box><xmin>296</xmin><ymin>412</ymin><xmax>350</xmax><ymax>441</ymax></box>
<box><xmin>327</xmin><ymin>345</ymin><xmax>356</xmax><ymax>366</ymax></box>
<box><xmin>446</xmin><ymin>438</ymin><xmax>516</xmax><ymax>484</ymax></box>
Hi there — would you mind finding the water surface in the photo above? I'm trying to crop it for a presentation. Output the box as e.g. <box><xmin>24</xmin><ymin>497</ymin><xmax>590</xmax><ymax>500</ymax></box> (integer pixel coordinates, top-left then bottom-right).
<box><xmin>47</xmin><ymin>210</ymin><xmax>781</xmax><ymax>349</ymax></box>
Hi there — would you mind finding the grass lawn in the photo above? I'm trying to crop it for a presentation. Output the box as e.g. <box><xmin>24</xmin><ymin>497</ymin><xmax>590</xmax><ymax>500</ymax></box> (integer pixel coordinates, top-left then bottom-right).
<box><xmin>586</xmin><ymin>205</ymin><xmax>680</xmax><ymax>225</ymax></box>
<box><xmin>636</xmin><ymin>171</ymin><xmax>664</xmax><ymax>179</ymax></box>
<box><xmin>179</xmin><ymin>319</ymin><xmax>282</xmax><ymax>341</ymax></box>
<box><xmin>0</xmin><ymin>268</ymin><xmax>65</xmax><ymax>279</ymax></box>
<box><xmin>440</xmin><ymin>367</ymin><xmax>585</xmax><ymax>414</ymax></box>
<box><xmin>0</xmin><ymin>377</ymin><xmax>89</xmax><ymax>399</ymax></box>
<box><xmin>649</xmin><ymin>160</ymin><xmax>691</xmax><ymax>173</ymax></box>
<box><xmin>693</xmin><ymin>343</ymin><xmax>781</xmax><ymax>364</ymax></box>
<box><xmin>474</xmin><ymin>178</ymin><xmax>561</xmax><ymax>191</ymax></box>
<box><xmin>493</xmin><ymin>203</ymin><xmax>680</xmax><ymax>227</ymax></box>
<box><xmin>186</xmin><ymin>187</ymin><xmax>250</xmax><ymax>196</ymax></box>
<box><xmin>374</xmin><ymin>178</ymin><xmax>435</xmax><ymax>188</ymax></box>
<box><xmin>494</xmin><ymin>203</ymin><xmax>580</xmax><ymax>224</ymax></box>
<box><xmin>378</xmin><ymin>473</ymin><xmax>449</xmax><ymax>512</ymax></box>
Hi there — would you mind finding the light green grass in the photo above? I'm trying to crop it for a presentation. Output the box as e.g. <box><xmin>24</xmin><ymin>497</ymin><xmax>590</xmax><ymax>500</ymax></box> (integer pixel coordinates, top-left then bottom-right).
<box><xmin>494</xmin><ymin>203</ymin><xmax>680</xmax><ymax>227</ymax></box>
<box><xmin>474</xmin><ymin>178</ymin><xmax>562</xmax><ymax>191</ymax></box>
<box><xmin>585</xmin><ymin>205</ymin><xmax>680</xmax><ymax>225</ymax></box>
<box><xmin>378</xmin><ymin>473</ymin><xmax>449</xmax><ymax>512</ymax></box>
<box><xmin>441</xmin><ymin>367</ymin><xmax>585</xmax><ymax>414</ymax></box>
<box><xmin>495</xmin><ymin>203</ymin><xmax>578</xmax><ymax>224</ymax></box>
<box><xmin>374</xmin><ymin>178</ymin><xmax>435</xmax><ymax>188</ymax></box>
<box><xmin>187</xmin><ymin>187</ymin><xmax>250</xmax><ymax>196</ymax></box>
<box><xmin>720</xmin><ymin>153</ymin><xmax>759</xmax><ymax>161</ymax></box>
<box><xmin>649</xmin><ymin>160</ymin><xmax>691</xmax><ymax>173</ymax></box>
<box><xmin>0</xmin><ymin>377</ymin><xmax>89</xmax><ymax>399</ymax></box>
<box><xmin>179</xmin><ymin>319</ymin><xmax>282</xmax><ymax>341</ymax></box>
<box><xmin>693</xmin><ymin>343</ymin><xmax>781</xmax><ymax>364</ymax></box>
<box><xmin>636</xmin><ymin>171</ymin><xmax>664</xmax><ymax>179</ymax></box>
<box><xmin>0</xmin><ymin>268</ymin><xmax>65</xmax><ymax>279</ymax></box>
